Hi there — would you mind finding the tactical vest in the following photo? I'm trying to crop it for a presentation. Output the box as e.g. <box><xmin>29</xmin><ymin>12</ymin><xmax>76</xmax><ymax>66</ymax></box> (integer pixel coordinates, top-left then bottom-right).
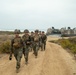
<box><xmin>13</xmin><ymin>37</ymin><xmax>22</xmax><ymax>48</ymax></box>
<box><xmin>34</xmin><ymin>35</ymin><xmax>40</xmax><ymax>42</ymax></box>
<box><xmin>22</xmin><ymin>35</ymin><xmax>30</xmax><ymax>41</ymax></box>
<box><xmin>41</xmin><ymin>35</ymin><xmax>46</xmax><ymax>40</ymax></box>
<box><xmin>22</xmin><ymin>35</ymin><xmax>31</xmax><ymax>45</ymax></box>
<box><xmin>41</xmin><ymin>35</ymin><xmax>47</xmax><ymax>43</ymax></box>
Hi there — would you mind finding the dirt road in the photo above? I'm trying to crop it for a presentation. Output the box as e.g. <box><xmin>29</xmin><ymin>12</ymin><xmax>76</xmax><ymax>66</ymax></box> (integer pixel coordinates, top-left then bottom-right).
<box><xmin>0</xmin><ymin>36</ymin><xmax>76</xmax><ymax>75</ymax></box>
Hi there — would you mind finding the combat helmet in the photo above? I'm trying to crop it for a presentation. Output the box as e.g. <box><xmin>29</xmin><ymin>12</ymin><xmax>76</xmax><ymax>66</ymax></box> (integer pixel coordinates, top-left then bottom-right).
<box><xmin>42</xmin><ymin>31</ymin><xmax>44</xmax><ymax>33</ymax></box>
<box><xmin>14</xmin><ymin>29</ymin><xmax>20</xmax><ymax>34</ymax></box>
<box><xmin>31</xmin><ymin>31</ymin><xmax>34</xmax><ymax>33</ymax></box>
<box><xmin>24</xmin><ymin>29</ymin><xmax>29</xmax><ymax>33</ymax></box>
<box><xmin>35</xmin><ymin>29</ymin><xmax>39</xmax><ymax>33</ymax></box>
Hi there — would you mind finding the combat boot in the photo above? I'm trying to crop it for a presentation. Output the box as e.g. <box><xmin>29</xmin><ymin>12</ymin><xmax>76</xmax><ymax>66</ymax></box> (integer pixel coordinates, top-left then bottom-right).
<box><xmin>16</xmin><ymin>68</ymin><xmax>19</xmax><ymax>73</ymax></box>
<box><xmin>25</xmin><ymin>58</ymin><xmax>28</xmax><ymax>65</ymax></box>
<box><xmin>25</xmin><ymin>61</ymin><xmax>28</xmax><ymax>65</ymax></box>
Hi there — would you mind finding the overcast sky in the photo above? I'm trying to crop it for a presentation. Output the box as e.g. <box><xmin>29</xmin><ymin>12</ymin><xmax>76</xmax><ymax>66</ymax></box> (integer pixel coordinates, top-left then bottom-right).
<box><xmin>0</xmin><ymin>0</ymin><xmax>76</xmax><ymax>30</ymax></box>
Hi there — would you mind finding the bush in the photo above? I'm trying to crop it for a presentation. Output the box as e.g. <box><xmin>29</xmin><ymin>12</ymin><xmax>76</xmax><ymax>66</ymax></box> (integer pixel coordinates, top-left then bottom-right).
<box><xmin>0</xmin><ymin>40</ymin><xmax>11</xmax><ymax>53</ymax></box>
<box><xmin>0</xmin><ymin>31</ymin><xmax>14</xmax><ymax>35</ymax></box>
<box><xmin>69</xmin><ymin>38</ymin><xmax>76</xmax><ymax>44</ymax></box>
<box><xmin>59</xmin><ymin>39</ymin><xmax>72</xmax><ymax>49</ymax></box>
<box><xmin>49</xmin><ymin>38</ymin><xmax>76</xmax><ymax>56</ymax></box>
<box><xmin>71</xmin><ymin>44</ymin><xmax>76</xmax><ymax>54</ymax></box>
<box><xmin>58</xmin><ymin>38</ymin><xmax>76</xmax><ymax>55</ymax></box>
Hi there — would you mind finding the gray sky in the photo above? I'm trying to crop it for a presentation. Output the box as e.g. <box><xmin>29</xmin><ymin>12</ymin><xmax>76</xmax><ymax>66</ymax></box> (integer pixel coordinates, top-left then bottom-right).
<box><xmin>0</xmin><ymin>0</ymin><xmax>76</xmax><ymax>30</ymax></box>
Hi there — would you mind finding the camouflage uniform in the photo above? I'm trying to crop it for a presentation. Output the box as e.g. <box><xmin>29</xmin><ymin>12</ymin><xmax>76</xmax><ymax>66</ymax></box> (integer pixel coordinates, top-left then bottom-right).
<box><xmin>30</xmin><ymin>31</ymin><xmax>34</xmax><ymax>51</ymax></box>
<box><xmin>41</xmin><ymin>31</ymin><xmax>47</xmax><ymax>50</ymax></box>
<box><xmin>39</xmin><ymin>31</ymin><xmax>43</xmax><ymax>50</ymax></box>
<box><xmin>10</xmin><ymin>29</ymin><xmax>23</xmax><ymax>72</ymax></box>
<box><xmin>22</xmin><ymin>29</ymin><xmax>31</xmax><ymax>64</ymax></box>
<box><xmin>33</xmin><ymin>30</ymin><xmax>40</xmax><ymax>58</ymax></box>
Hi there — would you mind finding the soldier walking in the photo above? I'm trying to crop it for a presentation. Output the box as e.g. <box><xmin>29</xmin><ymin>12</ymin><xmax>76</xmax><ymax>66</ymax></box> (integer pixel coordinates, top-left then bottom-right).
<box><xmin>22</xmin><ymin>29</ymin><xmax>31</xmax><ymax>65</ymax></box>
<box><xmin>30</xmin><ymin>31</ymin><xmax>34</xmax><ymax>51</ymax></box>
<box><xmin>33</xmin><ymin>30</ymin><xmax>40</xmax><ymax>58</ymax></box>
<box><xmin>9</xmin><ymin>29</ymin><xmax>23</xmax><ymax>73</ymax></box>
<box><xmin>41</xmin><ymin>31</ymin><xmax>47</xmax><ymax>51</ymax></box>
<box><xmin>39</xmin><ymin>31</ymin><xmax>43</xmax><ymax>50</ymax></box>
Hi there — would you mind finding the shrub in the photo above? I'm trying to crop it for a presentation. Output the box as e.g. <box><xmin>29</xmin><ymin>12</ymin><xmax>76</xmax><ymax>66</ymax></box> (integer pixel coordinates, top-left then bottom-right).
<box><xmin>0</xmin><ymin>40</ymin><xmax>11</xmax><ymax>53</ymax></box>
<box><xmin>49</xmin><ymin>38</ymin><xmax>76</xmax><ymax>56</ymax></box>
<box><xmin>59</xmin><ymin>39</ymin><xmax>72</xmax><ymax>49</ymax></box>
<box><xmin>71</xmin><ymin>44</ymin><xmax>76</xmax><ymax>54</ymax></box>
<box><xmin>69</xmin><ymin>38</ymin><xmax>76</xmax><ymax>44</ymax></box>
<box><xmin>58</xmin><ymin>38</ymin><xmax>76</xmax><ymax>56</ymax></box>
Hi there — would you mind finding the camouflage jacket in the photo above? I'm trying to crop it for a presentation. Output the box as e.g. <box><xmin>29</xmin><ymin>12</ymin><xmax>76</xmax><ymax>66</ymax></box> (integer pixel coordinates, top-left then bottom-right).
<box><xmin>33</xmin><ymin>34</ymin><xmax>40</xmax><ymax>42</ymax></box>
<box><xmin>22</xmin><ymin>35</ymin><xmax>31</xmax><ymax>45</ymax></box>
<box><xmin>41</xmin><ymin>35</ymin><xmax>47</xmax><ymax>43</ymax></box>
<box><xmin>11</xmin><ymin>36</ymin><xmax>23</xmax><ymax>50</ymax></box>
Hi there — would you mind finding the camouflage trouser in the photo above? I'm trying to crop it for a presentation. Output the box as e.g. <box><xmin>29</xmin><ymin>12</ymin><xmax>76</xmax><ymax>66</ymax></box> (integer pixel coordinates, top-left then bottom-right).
<box><xmin>33</xmin><ymin>42</ymin><xmax>39</xmax><ymax>57</ymax></box>
<box><xmin>30</xmin><ymin>41</ymin><xmax>34</xmax><ymax>51</ymax></box>
<box><xmin>39</xmin><ymin>41</ymin><xmax>42</xmax><ymax>50</ymax></box>
<box><xmin>23</xmin><ymin>46</ymin><xmax>30</xmax><ymax>62</ymax></box>
<box><xmin>41</xmin><ymin>41</ymin><xmax>46</xmax><ymax>51</ymax></box>
<box><xmin>13</xmin><ymin>48</ymin><xmax>23</xmax><ymax>69</ymax></box>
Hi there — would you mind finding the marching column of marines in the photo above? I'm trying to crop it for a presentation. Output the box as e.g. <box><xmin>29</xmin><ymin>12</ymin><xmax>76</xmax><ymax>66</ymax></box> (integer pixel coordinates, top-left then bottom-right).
<box><xmin>9</xmin><ymin>29</ymin><xmax>47</xmax><ymax>73</ymax></box>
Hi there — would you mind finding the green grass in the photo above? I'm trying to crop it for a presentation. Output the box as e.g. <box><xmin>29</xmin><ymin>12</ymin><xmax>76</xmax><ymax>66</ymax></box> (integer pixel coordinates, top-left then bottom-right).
<box><xmin>49</xmin><ymin>37</ymin><xmax>76</xmax><ymax>55</ymax></box>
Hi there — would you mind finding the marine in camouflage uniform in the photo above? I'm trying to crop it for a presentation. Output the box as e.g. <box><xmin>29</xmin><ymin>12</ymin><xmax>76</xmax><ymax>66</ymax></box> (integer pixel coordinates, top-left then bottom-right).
<box><xmin>10</xmin><ymin>29</ymin><xmax>23</xmax><ymax>73</ymax></box>
<box><xmin>33</xmin><ymin>30</ymin><xmax>40</xmax><ymax>58</ymax></box>
<box><xmin>41</xmin><ymin>31</ymin><xmax>47</xmax><ymax>51</ymax></box>
<box><xmin>22</xmin><ymin>29</ymin><xmax>31</xmax><ymax>64</ymax></box>
<box><xmin>39</xmin><ymin>31</ymin><xmax>43</xmax><ymax>50</ymax></box>
<box><xmin>30</xmin><ymin>31</ymin><xmax>34</xmax><ymax>51</ymax></box>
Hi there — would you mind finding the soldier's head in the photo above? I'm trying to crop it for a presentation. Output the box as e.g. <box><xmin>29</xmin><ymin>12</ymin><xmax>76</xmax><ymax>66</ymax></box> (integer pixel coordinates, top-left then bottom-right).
<box><xmin>14</xmin><ymin>29</ymin><xmax>20</xmax><ymax>37</ymax></box>
<box><xmin>35</xmin><ymin>29</ymin><xmax>39</xmax><ymax>34</ymax></box>
<box><xmin>42</xmin><ymin>31</ymin><xmax>45</xmax><ymax>35</ymax></box>
<box><xmin>31</xmin><ymin>31</ymin><xmax>34</xmax><ymax>35</ymax></box>
<box><xmin>24</xmin><ymin>29</ymin><xmax>29</xmax><ymax>35</ymax></box>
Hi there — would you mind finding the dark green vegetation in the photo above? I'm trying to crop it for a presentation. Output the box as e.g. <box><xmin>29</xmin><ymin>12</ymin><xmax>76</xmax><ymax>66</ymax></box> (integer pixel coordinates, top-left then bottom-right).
<box><xmin>0</xmin><ymin>40</ymin><xmax>10</xmax><ymax>53</ymax></box>
<box><xmin>0</xmin><ymin>35</ymin><xmax>13</xmax><ymax>53</ymax></box>
<box><xmin>0</xmin><ymin>31</ymin><xmax>23</xmax><ymax>35</ymax></box>
<box><xmin>49</xmin><ymin>37</ymin><xmax>76</xmax><ymax>55</ymax></box>
<box><xmin>0</xmin><ymin>31</ymin><xmax>14</xmax><ymax>35</ymax></box>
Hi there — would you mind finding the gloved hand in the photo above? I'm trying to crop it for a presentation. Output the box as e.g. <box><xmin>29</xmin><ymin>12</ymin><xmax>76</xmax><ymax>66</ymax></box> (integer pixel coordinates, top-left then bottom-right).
<box><xmin>9</xmin><ymin>56</ymin><xmax>12</xmax><ymax>60</ymax></box>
